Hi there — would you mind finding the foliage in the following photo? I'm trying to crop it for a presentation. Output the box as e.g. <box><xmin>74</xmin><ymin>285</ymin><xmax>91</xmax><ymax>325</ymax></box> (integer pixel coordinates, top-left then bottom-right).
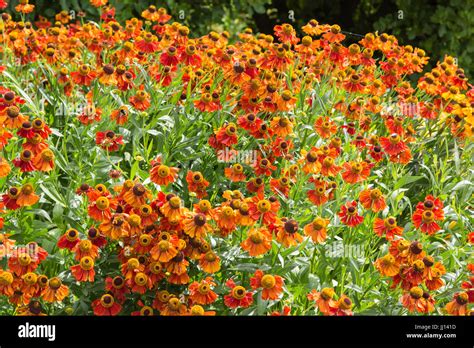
<box><xmin>0</xmin><ymin>1</ymin><xmax>472</xmax><ymax>317</ymax></box>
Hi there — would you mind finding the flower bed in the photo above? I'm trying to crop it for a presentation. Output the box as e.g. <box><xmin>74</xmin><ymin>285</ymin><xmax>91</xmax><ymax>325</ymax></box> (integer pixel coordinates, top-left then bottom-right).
<box><xmin>0</xmin><ymin>1</ymin><xmax>472</xmax><ymax>316</ymax></box>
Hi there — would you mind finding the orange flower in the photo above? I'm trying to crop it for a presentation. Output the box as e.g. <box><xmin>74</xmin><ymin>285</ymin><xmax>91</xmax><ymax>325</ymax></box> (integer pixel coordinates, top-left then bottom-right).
<box><xmin>445</xmin><ymin>292</ymin><xmax>469</xmax><ymax>315</ymax></box>
<box><xmin>224</xmin><ymin>163</ymin><xmax>246</xmax><ymax>182</ymax></box>
<box><xmin>160</xmin><ymin>196</ymin><xmax>186</xmax><ymax>222</ymax></box>
<box><xmin>130</xmin><ymin>272</ymin><xmax>153</xmax><ymax>294</ymax></box>
<box><xmin>241</xmin><ymin>227</ymin><xmax>272</xmax><ymax>256</ymax></box>
<box><xmin>71</xmin><ymin>64</ymin><xmax>97</xmax><ymax>86</ymax></box>
<box><xmin>90</xmin><ymin>0</ymin><xmax>108</xmax><ymax>7</ymax></box>
<box><xmin>150</xmin><ymin>239</ymin><xmax>179</xmax><ymax>263</ymax></box>
<box><xmin>314</xmin><ymin>116</ymin><xmax>337</xmax><ymax>139</ymax></box>
<box><xmin>380</xmin><ymin>134</ymin><xmax>408</xmax><ymax>155</ymax></box>
<box><xmin>122</xmin><ymin>183</ymin><xmax>151</xmax><ymax>208</ymax></box>
<box><xmin>188</xmin><ymin>305</ymin><xmax>216</xmax><ymax>316</ymax></box>
<box><xmin>338</xmin><ymin>201</ymin><xmax>364</xmax><ymax>227</ymax></box>
<box><xmin>120</xmin><ymin>258</ymin><xmax>145</xmax><ymax>280</ymax></box>
<box><xmin>160</xmin><ymin>297</ymin><xmax>188</xmax><ymax>316</ymax></box>
<box><xmin>15</xmin><ymin>0</ymin><xmax>35</xmax><ymax>13</ymax></box>
<box><xmin>32</xmin><ymin>148</ymin><xmax>54</xmax><ymax>171</ymax></box>
<box><xmin>214</xmin><ymin>206</ymin><xmax>237</xmax><ymax>234</ymax></box>
<box><xmin>424</xmin><ymin>258</ymin><xmax>446</xmax><ymax>291</ymax></box>
<box><xmin>72</xmin><ymin>239</ymin><xmax>99</xmax><ymax>261</ymax></box>
<box><xmin>129</xmin><ymin>89</ymin><xmax>151</xmax><ymax>111</ymax></box>
<box><xmin>307</xmin><ymin>288</ymin><xmax>337</xmax><ymax>315</ymax></box>
<box><xmin>71</xmin><ymin>256</ymin><xmax>95</xmax><ymax>282</ymax></box>
<box><xmin>16</xmin><ymin>184</ymin><xmax>39</xmax><ymax>207</ymax></box>
<box><xmin>248</xmin><ymin>195</ymin><xmax>279</xmax><ymax>225</ymax></box>
<box><xmin>92</xmin><ymin>294</ymin><xmax>122</xmax><ymax>316</ymax></box>
<box><xmin>304</xmin><ymin>217</ymin><xmax>329</xmax><ymax>243</ymax></box>
<box><xmin>88</xmin><ymin>196</ymin><xmax>116</xmax><ymax>221</ymax></box>
<box><xmin>400</xmin><ymin>286</ymin><xmax>430</xmax><ymax>313</ymax></box>
<box><xmin>359</xmin><ymin>188</ymin><xmax>387</xmax><ymax>212</ymax></box>
<box><xmin>186</xmin><ymin>171</ymin><xmax>209</xmax><ymax>198</ymax></box>
<box><xmin>183</xmin><ymin>213</ymin><xmax>212</xmax><ymax>239</ymax></box>
<box><xmin>0</xmin><ymin>157</ymin><xmax>11</xmax><ymax>177</ymax></box>
<box><xmin>373</xmin><ymin>217</ymin><xmax>403</xmax><ymax>240</ymax></box>
<box><xmin>334</xmin><ymin>295</ymin><xmax>354</xmax><ymax>316</ymax></box>
<box><xmin>300</xmin><ymin>150</ymin><xmax>321</xmax><ymax>174</ymax></box>
<box><xmin>341</xmin><ymin>161</ymin><xmax>371</xmax><ymax>184</ymax></box>
<box><xmin>319</xmin><ymin>156</ymin><xmax>342</xmax><ymax>177</ymax></box>
<box><xmin>8</xmin><ymin>252</ymin><xmax>39</xmax><ymax>276</ymax></box>
<box><xmin>375</xmin><ymin>254</ymin><xmax>399</xmax><ymax>277</ymax></box>
<box><xmin>199</xmin><ymin>251</ymin><xmax>220</xmax><ymax>274</ymax></box>
<box><xmin>250</xmin><ymin>270</ymin><xmax>284</xmax><ymax>300</ymax></box>
<box><xmin>0</xmin><ymin>270</ymin><xmax>14</xmax><ymax>296</ymax></box>
<box><xmin>150</xmin><ymin>160</ymin><xmax>179</xmax><ymax>186</ymax></box>
<box><xmin>224</xmin><ymin>279</ymin><xmax>254</xmax><ymax>309</ymax></box>
<box><xmin>110</xmin><ymin>106</ymin><xmax>129</xmax><ymax>125</ymax></box>
<box><xmin>41</xmin><ymin>277</ymin><xmax>69</xmax><ymax>302</ymax></box>
<box><xmin>276</xmin><ymin>218</ymin><xmax>303</xmax><ymax>247</ymax></box>
<box><xmin>99</xmin><ymin>213</ymin><xmax>131</xmax><ymax>239</ymax></box>
<box><xmin>188</xmin><ymin>277</ymin><xmax>218</xmax><ymax>305</ymax></box>
<box><xmin>270</xmin><ymin>116</ymin><xmax>293</xmax><ymax>136</ymax></box>
<box><xmin>307</xmin><ymin>179</ymin><xmax>329</xmax><ymax>206</ymax></box>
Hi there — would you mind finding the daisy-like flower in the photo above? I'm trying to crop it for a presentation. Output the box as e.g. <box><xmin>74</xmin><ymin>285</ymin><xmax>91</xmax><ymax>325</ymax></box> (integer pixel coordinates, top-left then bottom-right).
<box><xmin>334</xmin><ymin>295</ymin><xmax>354</xmax><ymax>316</ymax></box>
<box><xmin>304</xmin><ymin>217</ymin><xmax>330</xmax><ymax>243</ymax></box>
<box><xmin>375</xmin><ymin>254</ymin><xmax>400</xmax><ymax>277</ymax></box>
<box><xmin>188</xmin><ymin>305</ymin><xmax>216</xmax><ymax>316</ymax></box>
<box><xmin>224</xmin><ymin>279</ymin><xmax>254</xmax><ymax>309</ymax></box>
<box><xmin>160</xmin><ymin>195</ymin><xmax>186</xmax><ymax>223</ymax></box>
<box><xmin>341</xmin><ymin>160</ymin><xmax>371</xmax><ymax>184</ymax></box>
<box><xmin>380</xmin><ymin>133</ymin><xmax>408</xmax><ymax>155</ymax></box>
<box><xmin>307</xmin><ymin>288</ymin><xmax>337</xmax><ymax>315</ymax></box>
<box><xmin>41</xmin><ymin>277</ymin><xmax>69</xmax><ymax>303</ymax></box>
<box><xmin>188</xmin><ymin>277</ymin><xmax>218</xmax><ymax>305</ymax></box>
<box><xmin>150</xmin><ymin>158</ymin><xmax>179</xmax><ymax>186</ymax></box>
<box><xmin>71</xmin><ymin>256</ymin><xmax>95</xmax><ymax>282</ymax></box>
<box><xmin>183</xmin><ymin>213</ymin><xmax>212</xmax><ymax>239</ymax></box>
<box><xmin>314</xmin><ymin>117</ymin><xmax>337</xmax><ymax>139</ymax></box>
<box><xmin>199</xmin><ymin>251</ymin><xmax>221</xmax><ymax>274</ymax></box>
<box><xmin>92</xmin><ymin>294</ymin><xmax>122</xmax><ymax>316</ymax></box>
<box><xmin>307</xmin><ymin>179</ymin><xmax>329</xmax><ymax>206</ymax></box>
<box><xmin>248</xmin><ymin>195</ymin><xmax>279</xmax><ymax>225</ymax></box>
<box><xmin>338</xmin><ymin>201</ymin><xmax>364</xmax><ymax>227</ymax></box>
<box><xmin>412</xmin><ymin>195</ymin><xmax>444</xmax><ymax>235</ymax></box>
<box><xmin>445</xmin><ymin>292</ymin><xmax>469</xmax><ymax>316</ymax></box>
<box><xmin>359</xmin><ymin>188</ymin><xmax>387</xmax><ymax>212</ymax></box>
<box><xmin>57</xmin><ymin>228</ymin><xmax>80</xmax><ymax>250</ymax></box>
<box><xmin>275</xmin><ymin>218</ymin><xmax>303</xmax><ymax>247</ymax></box>
<box><xmin>95</xmin><ymin>131</ymin><xmax>124</xmax><ymax>152</ymax></box>
<box><xmin>400</xmin><ymin>286</ymin><xmax>428</xmax><ymax>313</ymax></box>
<box><xmin>241</xmin><ymin>227</ymin><xmax>272</xmax><ymax>256</ymax></box>
<box><xmin>224</xmin><ymin>163</ymin><xmax>247</xmax><ymax>182</ymax></box>
<box><xmin>150</xmin><ymin>238</ymin><xmax>179</xmax><ymax>263</ymax></box>
<box><xmin>250</xmin><ymin>270</ymin><xmax>284</xmax><ymax>300</ymax></box>
<box><xmin>373</xmin><ymin>216</ymin><xmax>403</xmax><ymax>240</ymax></box>
<box><xmin>186</xmin><ymin>171</ymin><xmax>209</xmax><ymax>198</ymax></box>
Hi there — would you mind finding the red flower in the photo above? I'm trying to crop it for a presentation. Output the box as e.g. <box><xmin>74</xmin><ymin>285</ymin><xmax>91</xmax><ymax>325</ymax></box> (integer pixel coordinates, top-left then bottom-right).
<box><xmin>380</xmin><ymin>134</ymin><xmax>408</xmax><ymax>155</ymax></box>
<box><xmin>160</xmin><ymin>46</ymin><xmax>179</xmax><ymax>66</ymax></box>
<box><xmin>338</xmin><ymin>201</ymin><xmax>364</xmax><ymax>227</ymax></box>
<box><xmin>95</xmin><ymin>131</ymin><xmax>123</xmax><ymax>152</ymax></box>
<box><xmin>223</xmin><ymin>279</ymin><xmax>253</xmax><ymax>309</ymax></box>
<box><xmin>92</xmin><ymin>294</ymin><xmax>122</xmax><ymax>316</ymax></box>
<box><xmin>57</xmin><ymin>229</ymin><xmax>80</xmax><ymax>250</ymax></box>
<box><xmin>373</xmin><ymin>217</ymin><xmax>403</xmax><ymax>240</ymax></box>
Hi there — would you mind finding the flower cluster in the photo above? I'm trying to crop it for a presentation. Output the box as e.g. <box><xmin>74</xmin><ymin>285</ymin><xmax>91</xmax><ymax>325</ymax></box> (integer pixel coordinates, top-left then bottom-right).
<box><xmin>0</xmin><ymin>0</ymin><xmax>472</xmax><ymax>316</ymax></box>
